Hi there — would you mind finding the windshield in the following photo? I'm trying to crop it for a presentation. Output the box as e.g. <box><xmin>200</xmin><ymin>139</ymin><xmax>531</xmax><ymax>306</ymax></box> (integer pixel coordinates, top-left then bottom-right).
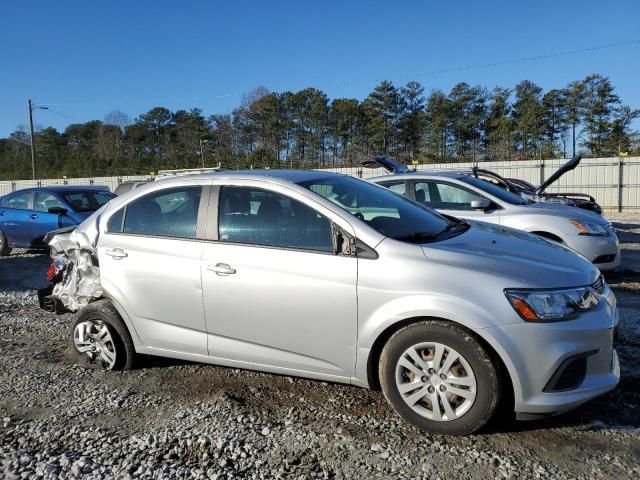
<box><xmin>63</xmin><ymin>191</ymin><xmax>115</xmax><ymax>212</ymax></box>
<box><xmin>460</xmin><ymin>176</ymin><xmax>528</xmax><ymax>205</ymax></box>
<box><xmin>298</xmin><ymin>175</ymin><xmax>464</xmax><ymax>243</ymax></box>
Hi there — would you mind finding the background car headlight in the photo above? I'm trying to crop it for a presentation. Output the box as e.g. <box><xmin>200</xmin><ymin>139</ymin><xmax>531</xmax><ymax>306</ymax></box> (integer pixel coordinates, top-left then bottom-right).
<box><xmin>570</xmin><ymin>220</ymin><xmax>608</xmax><ymax>236</ymax></box>
<box><xmin>505</xmin><ymin>287</ymin><xmax>599</xmax><ymax>322</ymax></box>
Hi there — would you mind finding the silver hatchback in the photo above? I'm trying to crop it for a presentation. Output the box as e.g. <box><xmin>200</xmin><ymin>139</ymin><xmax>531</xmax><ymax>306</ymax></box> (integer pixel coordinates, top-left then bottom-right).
<box><xmin>44</xmin><ymin>170</ymin><xmax>619</xmax><ymax>435</ymax></box>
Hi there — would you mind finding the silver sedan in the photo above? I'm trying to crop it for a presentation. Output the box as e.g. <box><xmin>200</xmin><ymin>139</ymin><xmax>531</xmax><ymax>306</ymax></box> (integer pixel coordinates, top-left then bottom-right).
<box><xmin>43</xmin><ymin>170</ymin><xmax>619</xmax><ymax>435</ymax></box>
<box><xmin>370</xmin><ymin>171</ymin><xmax>620</xmax><ymax>271</ymax></box>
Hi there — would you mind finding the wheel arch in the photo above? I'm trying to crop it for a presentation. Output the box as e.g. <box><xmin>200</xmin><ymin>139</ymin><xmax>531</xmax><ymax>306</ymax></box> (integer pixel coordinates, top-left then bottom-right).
<box><xmin>366</xmin><ymin>316</ymin><xmax>516</xmax><ymax>411</ymax></box>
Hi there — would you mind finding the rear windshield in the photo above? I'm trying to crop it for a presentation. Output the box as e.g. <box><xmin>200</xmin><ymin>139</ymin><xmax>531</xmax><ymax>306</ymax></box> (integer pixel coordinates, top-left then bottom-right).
<box><xmin>297</xmin><ymin>175</ymin><xmax>458</xmax><ymax>243</ymax></box>
<box><xmin>62</xmin><ymin>191</ymin><xmax>115</xmax><ymax>212</ymax></box>
<box><xmin>460</xmin><ymin>176</ymin><xmax>528</xmax><ymax>205</ymax></box>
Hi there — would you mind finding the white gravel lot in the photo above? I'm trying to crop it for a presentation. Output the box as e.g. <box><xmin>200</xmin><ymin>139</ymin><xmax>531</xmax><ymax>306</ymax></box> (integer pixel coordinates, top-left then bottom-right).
<box><xmin>1</xmin><ymin>220</ymin><xmax>639</xmax><ymax>479</ymax></box>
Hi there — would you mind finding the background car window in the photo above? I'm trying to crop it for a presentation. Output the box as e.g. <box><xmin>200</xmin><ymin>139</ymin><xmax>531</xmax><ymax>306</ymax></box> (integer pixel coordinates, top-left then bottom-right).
<box><xmin>34</xmin><ymin>192</ymin><xmax>65</xmax><ymax>212</ymax></box>
<box><xmin>62</xmin><ymin>191</ymin><xmax>114</xmax><ymax>212</ymax></box>
<box><xmin>413</xmin><ymin>182</ymin><xmax>432</xmax><ymax>204</ymax></box>
<box><xmin>123</xmin><ymin>186</ymin><xmax>202</xmax><ymax>238</ymax></box>
<box><xmin>3</xmin><ymin>191</ymin><xmax>32</xmax><ymax>209</ymax></box>
<box><xmin>218</xmin><ymin>186</ymin><xmax>333</xmax><ymax>253</ymax></box>
<box><xmin>429</xmin><ymin>182</ymin><xmax>484</xmax><ymax>210</ymax></box>
<box><xmin>380</xmin><ymin>181</ymin><xmax>407</xmax><ymax>196</ymax></box>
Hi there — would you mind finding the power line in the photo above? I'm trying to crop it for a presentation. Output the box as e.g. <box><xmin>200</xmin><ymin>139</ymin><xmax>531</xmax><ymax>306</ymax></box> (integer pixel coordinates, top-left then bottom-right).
<box><xmin>30</xmin><ymin>39</ymin><xmax>640</xmax><ymax>109</ymax></box>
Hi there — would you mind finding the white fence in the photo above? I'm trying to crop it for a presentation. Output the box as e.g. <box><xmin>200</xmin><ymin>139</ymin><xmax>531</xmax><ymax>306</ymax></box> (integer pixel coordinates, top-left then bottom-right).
<box><xmin>1</xmin><ymin>157</ymin><xmax>639</xmax><ymax>213</ymax></box>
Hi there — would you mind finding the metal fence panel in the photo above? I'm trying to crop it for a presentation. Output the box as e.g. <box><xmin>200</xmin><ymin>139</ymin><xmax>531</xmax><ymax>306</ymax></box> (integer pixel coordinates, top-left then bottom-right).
<box><xmin>0</xmin><ymin>157</ymin><xmax>638</xmax><ymax>213</ymax></box>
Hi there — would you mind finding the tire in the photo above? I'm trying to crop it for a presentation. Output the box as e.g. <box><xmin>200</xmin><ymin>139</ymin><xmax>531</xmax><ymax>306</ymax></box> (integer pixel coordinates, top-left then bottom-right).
<box><xmin>70</xmin><ymin>299</ymin><xmax>135</xmax><ymax>371</ymax></box>
<box><xmin>0</xmin><ymin>230</ymin><xmax>11</xmax><ymax>256</ymax></box>
<box><xmin>379</xmin><ymin>320</ymin><xmax>500</xmax><ymax>435</ymax></box>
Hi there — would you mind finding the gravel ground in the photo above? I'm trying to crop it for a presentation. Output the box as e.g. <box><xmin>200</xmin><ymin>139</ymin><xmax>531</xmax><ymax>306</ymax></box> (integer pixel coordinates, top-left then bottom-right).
<box><xmin>1</xmin><ymin>221</ymin><xmax>640</xmax><ymax>479</ymax></box>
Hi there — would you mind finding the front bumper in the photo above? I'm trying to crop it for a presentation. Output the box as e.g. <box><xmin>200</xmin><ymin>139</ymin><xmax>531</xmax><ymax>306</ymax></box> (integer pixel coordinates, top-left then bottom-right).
<box><xmin>483</xmin><ymin>287</ymin><xmax>620</xmax><ymax>418</ymax></box>
<box><xmin>564</xmin><ymin>231</ymin><xmax>620</xmax><ymax>271</ymax></box>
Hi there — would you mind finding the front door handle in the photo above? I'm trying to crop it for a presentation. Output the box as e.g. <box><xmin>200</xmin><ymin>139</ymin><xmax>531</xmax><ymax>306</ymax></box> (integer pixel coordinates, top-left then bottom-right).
<box><xmin>207</xmin><ymin>263</ymin><xmax>236</xmax><ymax>276</ymax></box>
<box><xmin>0</xmin><ymin>211</ymin><xmax>5</xmax><ymax>216</ymax></box>
<box><xmin>105</xmin><ymin>248</ymin><xmax>128</xmax><ymax>259</ymax></box>
<box><xmin>30</xmin><ymin>214</ymin><xmax>38</xmax><ymax>220</ymax></box>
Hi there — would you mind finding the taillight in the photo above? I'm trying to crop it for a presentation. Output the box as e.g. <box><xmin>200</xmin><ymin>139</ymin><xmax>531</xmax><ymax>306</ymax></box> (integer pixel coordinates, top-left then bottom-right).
<box><xmin>47</xmin><ymin>262</ymin><xmax>57</xmax><ymax>281</ymax></box>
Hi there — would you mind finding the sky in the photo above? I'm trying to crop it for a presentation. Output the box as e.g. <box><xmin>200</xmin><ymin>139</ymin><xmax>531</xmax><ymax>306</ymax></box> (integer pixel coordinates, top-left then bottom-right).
<box><xmin>1</xmin><ymin>0</ymin><xmax>639</xmax><ymax>136</ymax></box>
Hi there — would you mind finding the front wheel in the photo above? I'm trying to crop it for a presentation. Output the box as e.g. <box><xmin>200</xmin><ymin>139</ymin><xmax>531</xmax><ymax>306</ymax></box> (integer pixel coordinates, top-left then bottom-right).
<box><xmin>379</xmin><ymin>320</ymin><xmax>500</xmax><ymax>435</ymax></box>
<box><xmin>70</xmin><ymin>300</ymin><xmax>135</xmax><ymax>370</ymax></box>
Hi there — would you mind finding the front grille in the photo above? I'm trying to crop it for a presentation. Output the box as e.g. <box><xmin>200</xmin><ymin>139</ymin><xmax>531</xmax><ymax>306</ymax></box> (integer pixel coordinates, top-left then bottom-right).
<box><xmin>592</xmin><ymin>275</ymin><xmax>605</xmax><ymax>294</ymax></box>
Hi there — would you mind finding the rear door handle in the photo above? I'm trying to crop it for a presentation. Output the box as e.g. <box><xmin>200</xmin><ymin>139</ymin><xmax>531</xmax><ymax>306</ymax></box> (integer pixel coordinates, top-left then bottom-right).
<box><xmin>105</xmin><ymin>248</ymin><xmax>128</xmax><ymax>259</ymax></box>
<box><xmin>0</xmin><ymin>211</ymin><xmax>5</xmax><ymax>216</ymax></box>
<box><xmin>30</xmin><ymin>214</ymin><xmax>38</xmax><ymax>220</ymax></box>
<box><xmin>207</xmin><ymin>263</ymin><xmax>236</xmax><ymax>275</ymax></box>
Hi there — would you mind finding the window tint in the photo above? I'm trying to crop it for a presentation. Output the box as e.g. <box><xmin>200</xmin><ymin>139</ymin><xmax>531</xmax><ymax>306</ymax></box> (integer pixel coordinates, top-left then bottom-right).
<box><xmin>3</xmin><ymin>191</ymin><xmax>32</xmax><ymax>209</ymax></box>
<box><xmin>218</xmin><ymin>186</ymin><xmax>333</xmax><ymax>253</ymax></box>
<box><xmin>459</xmin><ymin>176</ymin><xmax>528</xmax><ymax>205</ymax></box>
<box><xmin>413</xmin><ymin>182</ymin><xmax>432</xmax><ymax>204</ymax></box>
<box><xmin>62</xmin><ymin>191</ymin><xmax>114</xmax><ymax>212</ymax></box>
<box><xmin>123</xmin><ymin>186</ymin><xmax>202</xmax><ymax>238</ymax></box>
<box><xmin>107</xmin><ymin>208</ymin><xmax>124</xmax><ymax>233</ymax></box>
<box><xmin>426</xmin><ymin>182</ymin><xmax>485</xmax><ymax>210</ymax></box>
<box><xmin>34</xmin><ymin>192</ymin><xmax>65</xmax><ymax>212</ymax></box>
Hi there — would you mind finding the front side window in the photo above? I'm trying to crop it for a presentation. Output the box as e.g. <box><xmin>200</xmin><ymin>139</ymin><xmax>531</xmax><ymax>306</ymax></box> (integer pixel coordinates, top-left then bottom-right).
<box><xmin>34</xmin><ymin>192</ymin><xmax>65</xmax><ymax>212</ymax></box>
<box><xmin>299</xmin><ymin>175</ymin><xmax>462</xmax><ymax>243</ymax></box>
<box><xmin>218</xmin><ymin>186</ymin><xmax>333</xmax><ymax>253</ymax></box>
<box><xmin>3</xmin><ymin>191</ymin><xmax>32</xmax><ymax>209</ymax></box>
<box><xmin>122</xmin><ymin>186</ymin><xmax>202</xmax><ymax>238</ymax></box>
<box><xmin>430</xmin><ymin>182</ymin><xmax>484</xmax><ymax>210</ymax></box>
<box><xmin>62</xmin><ymin>191</ymin><xmax>115</xmax><ymax>212</ymax></box>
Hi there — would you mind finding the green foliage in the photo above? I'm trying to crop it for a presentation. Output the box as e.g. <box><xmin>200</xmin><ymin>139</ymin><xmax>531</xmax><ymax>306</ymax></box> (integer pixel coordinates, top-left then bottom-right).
<box><xmin>0</xmin><ymin>75</ymin><xmax>637</xmax><ymax>180</ymax></box>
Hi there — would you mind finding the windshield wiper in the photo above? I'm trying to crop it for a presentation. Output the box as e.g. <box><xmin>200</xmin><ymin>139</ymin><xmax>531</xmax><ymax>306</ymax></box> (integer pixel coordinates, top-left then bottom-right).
<box><xmin>435</xmin><ymin>220</ymin><xmax>470</xmax><ymax>238</ymax></box>
<box><xmin>394</xmin><ymin>231</ymin><xmax>439</xmax><ymax>243</ymax></box>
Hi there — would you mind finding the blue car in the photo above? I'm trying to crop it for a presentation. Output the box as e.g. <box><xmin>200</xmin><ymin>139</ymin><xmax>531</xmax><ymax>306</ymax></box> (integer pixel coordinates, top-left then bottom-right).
<box><xmin>0</xmin><ymin>186</ymin><xmax>115</xmax><ymax>255</ymax></box>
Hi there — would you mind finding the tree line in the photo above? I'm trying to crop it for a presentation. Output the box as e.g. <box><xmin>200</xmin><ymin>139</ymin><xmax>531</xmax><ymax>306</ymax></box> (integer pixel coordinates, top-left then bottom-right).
<box><xmin>0</xmin><ymin>73</ymin><xmax>637</xmax><ymax>180</ymax></box>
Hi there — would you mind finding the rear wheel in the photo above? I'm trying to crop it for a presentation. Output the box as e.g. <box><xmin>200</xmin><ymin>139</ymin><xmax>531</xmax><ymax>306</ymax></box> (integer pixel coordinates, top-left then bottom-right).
<box><xmin>379</xmin><ymin>320</ymin><xmax>500</xmax><ymax>435</ymax></box>
<box><xmin>0</xmin><ymin>231</ymin><xmax>11</xmax><ymax>256</ymax></box>
<box><xmin>70</xmin><ymin>300</ymin><xmax>135</xmax><ymax>370</ymax></box>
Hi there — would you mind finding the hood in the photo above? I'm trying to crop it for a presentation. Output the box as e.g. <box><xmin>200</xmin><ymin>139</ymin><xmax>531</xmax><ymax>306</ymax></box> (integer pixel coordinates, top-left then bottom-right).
<box><xmin>523</xmin><ymin>201</ymin><xmax>608</xmax><ymax>225</ymax></box>
<box><xmin>361</xmin><ymin>156</ymin><xmax>409</xmax><ymax>174</ymax></box>
<box><xmin>422</xmin><ymin>221</ymin><xmax>599</xmax><ymax>288</ymax></box>
<box><xmin>537</xmin><ymin>156</ymin><xmax>581</xmax><ymax>193</ymax></box>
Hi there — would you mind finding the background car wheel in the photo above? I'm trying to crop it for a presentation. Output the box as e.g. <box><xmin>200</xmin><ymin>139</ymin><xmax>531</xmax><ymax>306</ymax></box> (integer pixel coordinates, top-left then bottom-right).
<box><xmin>0</xmin><ymin>230</ymin><xmax>11</xmax><ymax>256</ymax></box>
<box><xmin>70</xmin><ymin>300</ymin><xmax>135</xmax><ymax>371</ymax></box>
<box><xmin>379</xmin><ymin>320</ymin><xmax>500</xmax><ymax>435</ymax></box>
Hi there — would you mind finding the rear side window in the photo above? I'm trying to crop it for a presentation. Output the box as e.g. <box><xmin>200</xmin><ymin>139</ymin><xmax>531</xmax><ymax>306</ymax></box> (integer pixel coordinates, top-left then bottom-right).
<box><xmin>3</xmin><ymin>191</ymin><xmax>32</xmax><ymax>209</ymax></box>
<box><xmin>34</xmin><ymin>192</ymin><xmax>65</xmax><ymax>212</ymax></box>
<box><xmin>218</xmin><ymin>186</ymin><xmax>333</xmax><ymax>253</ymax></box>
<box><xmin>379</xmin><ymin>181</ymin><xmax>408</xmax><ymax>196</ymax></box>
<box><xmin>121</xmin><ymin>186</ymin><xmax>202</xmax><ymax>238</ymax></box>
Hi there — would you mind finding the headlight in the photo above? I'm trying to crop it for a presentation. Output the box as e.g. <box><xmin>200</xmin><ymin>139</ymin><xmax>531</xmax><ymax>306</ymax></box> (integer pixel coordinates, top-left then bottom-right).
<box><xmin>505</xmin><ymin>287</ymin><xmax>599</xmax><ymax>322</ymax></box>
<box><xmin>570</xmin><ymin>220</ymin><xmax>608</xmax><ymax>236</ymax></box>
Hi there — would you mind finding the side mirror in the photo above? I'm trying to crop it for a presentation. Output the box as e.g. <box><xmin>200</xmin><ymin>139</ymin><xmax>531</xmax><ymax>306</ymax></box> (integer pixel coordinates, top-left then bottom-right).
<box><xmin>48</xmin><ymin>206</ymin><xmax>68</xmax><ymax>215</ymax></box>
<box><xmin>470</xmin><ymin>199</ymin><xmax>491</xmax><ymax>210</ymax></box>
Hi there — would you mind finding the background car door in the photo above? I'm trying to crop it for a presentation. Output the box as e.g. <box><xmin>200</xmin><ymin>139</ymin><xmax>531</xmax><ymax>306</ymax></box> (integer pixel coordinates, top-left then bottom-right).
<box><xmin>413</xmin><ymin>180</ymin><xmax>501</xmax><ymax>224</ymax></box>
<box><xmin>98</xmin><ymin>184</ymin><xmax>209</xmax><ymax>355</ymax></box>
<box><xmin>201</xmin><ymin>184</ymin><xmax>358</xmax><ymax>379</ymax></box>
<box><xmin>30</xmin><ymin>192</ymin><xmax>69</xmax><ymax>244</ymax></box>
<box><xmin>0</xmin><ymin>191</ymin><xmax>35</xmax><ymax>246</ymax></box>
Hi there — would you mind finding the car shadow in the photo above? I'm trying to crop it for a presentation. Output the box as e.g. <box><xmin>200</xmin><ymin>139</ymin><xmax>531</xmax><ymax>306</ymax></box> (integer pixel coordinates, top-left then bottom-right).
<box><xmin>0</xmin><ymin>252</ymin><xmax>50</xmax><ymax>292</ymax></box>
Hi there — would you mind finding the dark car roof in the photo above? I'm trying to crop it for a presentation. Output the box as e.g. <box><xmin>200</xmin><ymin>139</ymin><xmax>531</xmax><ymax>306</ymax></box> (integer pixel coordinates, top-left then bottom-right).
<box><xmin>4</xmin><ymin>185</ymin><xmax>111</xmax><ymax>195</ymax></box>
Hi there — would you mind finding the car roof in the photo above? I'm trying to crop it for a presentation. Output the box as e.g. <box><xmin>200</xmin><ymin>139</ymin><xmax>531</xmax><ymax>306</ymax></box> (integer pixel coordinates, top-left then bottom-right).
<box><xmin>369</xmin><ymin>170</ymin><xmax>469</xmax><ymax>182</ymax></box>
<box><xmin>8</xmin><ymin>185</ymin><xmax>112</xmax><ymax>194</ymax></box>
<box><xmin>153</xmin><ymin>169</ymin><xmax>346</xmax><ymax>186</ymax></box>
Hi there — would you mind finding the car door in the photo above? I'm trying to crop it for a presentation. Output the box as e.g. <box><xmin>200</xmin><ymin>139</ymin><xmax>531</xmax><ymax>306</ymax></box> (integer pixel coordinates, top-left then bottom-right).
<box><xmin>97</xmin><ymin>183</ymin><xmax>210</xmax><ymax>356</ymax></box>
<box><xmin>200</xmin><ymin>182</ymin><xmax>358</xmax><ymax>380</ymax></box>
<box><xmin>0</xmin><ymin>190</ymin><xmax>35</xmax><ymax>246</ymax></box>
<box><xmin>31</xmin><ymin>191</ymin><xmax>70</xmax><ymax>244</ymax></box>
<box><xmin>414</xmin><ymin>180</ymin><xmax>502</xmax><ymax>224</ymax></box>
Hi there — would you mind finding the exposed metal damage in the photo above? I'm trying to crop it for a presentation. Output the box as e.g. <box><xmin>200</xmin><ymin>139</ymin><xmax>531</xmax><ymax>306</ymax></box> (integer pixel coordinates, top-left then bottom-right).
<box><xmin>44</xmin><ymin>230</ymin><xmax>102</xmax><ymax>312</ymax></box>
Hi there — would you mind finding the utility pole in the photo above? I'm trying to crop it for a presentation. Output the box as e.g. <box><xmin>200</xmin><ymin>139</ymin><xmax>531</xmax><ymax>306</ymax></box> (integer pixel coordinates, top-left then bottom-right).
<box><xmin>28</xmin><ymin>99</ymin><xmax>48</xmax><ymax>180</ymax></box>
<box><xmin>199</xmin><ymin>139</ymin><xmax>209</xmax><ymax>168</ymax></box>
